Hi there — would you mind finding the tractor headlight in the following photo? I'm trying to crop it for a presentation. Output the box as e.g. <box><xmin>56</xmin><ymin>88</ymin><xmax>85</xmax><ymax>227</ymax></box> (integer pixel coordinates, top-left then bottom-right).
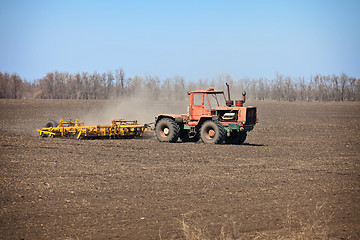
<box><xmin>241</xmin><ymin>120</ymin><xmax>245</xmax><ymax>125</ymax></box>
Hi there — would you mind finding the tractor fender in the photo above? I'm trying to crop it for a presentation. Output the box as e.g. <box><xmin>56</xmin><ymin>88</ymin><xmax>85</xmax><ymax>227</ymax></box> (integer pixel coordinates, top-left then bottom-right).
<box><xmin>195</xmin><ymin>115</ymin><xmax>219</xmax><ymax>131</ymax></box>
<box><xmin>155</xmin><ymin>114</ymin><xmax>184</xmax><ymax>125</ymax></box>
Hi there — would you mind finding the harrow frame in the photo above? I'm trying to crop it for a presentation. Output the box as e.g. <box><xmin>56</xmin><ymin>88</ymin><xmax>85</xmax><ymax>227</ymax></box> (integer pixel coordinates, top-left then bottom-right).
<box><xmin>37</xmin><ymin>119</ymin><xmax>145</xmax><ymax>139</ymax></box>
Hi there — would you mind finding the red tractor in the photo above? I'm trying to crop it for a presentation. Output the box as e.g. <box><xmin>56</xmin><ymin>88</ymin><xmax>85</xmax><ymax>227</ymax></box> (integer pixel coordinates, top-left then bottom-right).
<box><xmin>154</xmin><ymin>83</ymin><xmax>257</xmax><ymax>144</ymax></box>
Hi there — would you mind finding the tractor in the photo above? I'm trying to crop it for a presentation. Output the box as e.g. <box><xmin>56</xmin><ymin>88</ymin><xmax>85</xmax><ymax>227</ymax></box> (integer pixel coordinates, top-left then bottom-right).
<box><xmin>154</xmin><ymin>83</ymin><xmax>257</xmax><ymax>144</ymax></box>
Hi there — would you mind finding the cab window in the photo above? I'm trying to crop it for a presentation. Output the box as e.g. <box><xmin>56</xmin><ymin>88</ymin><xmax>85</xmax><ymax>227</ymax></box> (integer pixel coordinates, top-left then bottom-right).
<box><xmin>207</xmin><ymin>93</ymin><xmax>226</xmax><ymax>108</ymax></box>
<box><xmin>193</xmin><ymin>93</ymin><xmax>203</xmax><ymax>106</ymax></box>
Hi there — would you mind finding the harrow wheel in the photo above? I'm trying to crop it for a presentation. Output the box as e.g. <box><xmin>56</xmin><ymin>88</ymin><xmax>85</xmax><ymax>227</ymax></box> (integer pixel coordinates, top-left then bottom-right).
<box><xmin>155</xmin><ymin>118</ymin><xmax>180</xmax><ymax>142</ymax></box>
<box><xmin>45</xmin><ymin>120</ymin><xmax>58</xmax><ymax>128</ymax></box>
<box><xmin>200</xmin><ymin>120</ymin><xmax>225</xmax><ymax>144</ymax></box>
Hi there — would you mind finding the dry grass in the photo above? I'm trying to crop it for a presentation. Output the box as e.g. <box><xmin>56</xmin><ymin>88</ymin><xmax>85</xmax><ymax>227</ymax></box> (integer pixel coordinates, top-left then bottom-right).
<box><xmin>178</xmin><ymin>203</ymin><xmax>333</xmax><ymax>240</ymax></box>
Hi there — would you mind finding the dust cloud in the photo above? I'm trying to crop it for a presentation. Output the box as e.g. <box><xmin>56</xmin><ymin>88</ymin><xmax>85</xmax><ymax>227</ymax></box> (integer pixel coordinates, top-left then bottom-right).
<box><xmin>81</xmin><ymin>96</ymin><xmax>188</xmax><ymax>126</ymax></box>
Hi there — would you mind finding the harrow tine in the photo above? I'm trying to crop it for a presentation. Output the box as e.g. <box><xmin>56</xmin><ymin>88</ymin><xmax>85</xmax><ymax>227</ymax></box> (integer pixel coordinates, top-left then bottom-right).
<box><xmin>37</xmin><ymin>119</ymin><xmax>146</xmax><ymax>139</ymax></box>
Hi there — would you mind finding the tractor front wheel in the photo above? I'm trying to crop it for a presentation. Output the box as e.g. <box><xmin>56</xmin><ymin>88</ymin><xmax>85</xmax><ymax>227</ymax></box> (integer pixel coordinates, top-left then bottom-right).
<box><xmin>200</xmin><ymin>120</ymin><xmax>225</xmax><ymax>144</ymax></box>
<box><xmin>155</xmin><ymin>118</ymin><xmax>180</xmax><ymax>142</ymax></box>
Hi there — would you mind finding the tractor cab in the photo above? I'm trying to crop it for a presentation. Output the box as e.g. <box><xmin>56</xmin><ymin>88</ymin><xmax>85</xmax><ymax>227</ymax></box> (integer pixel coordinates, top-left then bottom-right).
<box><xmin>188</xmin><ymin>88</ymin><xmax>226</xmax><ymax>121</ymax></box>
<box><xmin>188</xmin><ymin>86</ymin><xmax>253</xmax><ymax>127</ymax></box>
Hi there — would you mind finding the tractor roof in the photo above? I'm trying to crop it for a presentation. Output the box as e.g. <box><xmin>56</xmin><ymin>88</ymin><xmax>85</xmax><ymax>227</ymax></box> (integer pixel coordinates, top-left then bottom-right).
<box><xmin>189</xmin><ymin>88</ymin><xmax>224</xmax><ymax>94</ymax></box>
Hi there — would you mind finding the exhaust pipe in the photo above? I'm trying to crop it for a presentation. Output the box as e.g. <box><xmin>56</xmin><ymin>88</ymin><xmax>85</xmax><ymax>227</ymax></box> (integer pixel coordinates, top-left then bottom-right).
<box><xmin>225</xmin><ymin>83</ymin><xmax>234</xmax><ymax>107</ymax></box>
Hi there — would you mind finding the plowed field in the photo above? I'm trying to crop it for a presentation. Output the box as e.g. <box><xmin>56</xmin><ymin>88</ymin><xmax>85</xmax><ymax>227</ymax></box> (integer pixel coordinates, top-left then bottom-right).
<box><xmin>1</xmin><ymin>99</ymin><xmax>359</xmax><ymax>239</ymax></box>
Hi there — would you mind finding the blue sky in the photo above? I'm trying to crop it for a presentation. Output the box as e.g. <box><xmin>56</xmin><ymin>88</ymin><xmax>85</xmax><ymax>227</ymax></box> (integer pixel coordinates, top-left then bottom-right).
<box><xmin>0</xmin><ymin>0</ymin><xmax>359</xmax><ymax>82</ymax></box>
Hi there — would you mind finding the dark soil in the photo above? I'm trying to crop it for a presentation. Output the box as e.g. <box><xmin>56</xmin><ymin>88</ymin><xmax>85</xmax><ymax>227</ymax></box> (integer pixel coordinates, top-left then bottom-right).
<box><xmin>0</xmin><ymin>99</ymin><xmax>359</xmax><ymax>239</ymax></box>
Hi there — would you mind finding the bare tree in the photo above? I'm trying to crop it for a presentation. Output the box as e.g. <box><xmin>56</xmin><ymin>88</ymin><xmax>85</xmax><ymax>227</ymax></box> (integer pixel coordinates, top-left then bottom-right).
<box><xmin>346</xmin><ymin>77</ymin><xmax>357</xmax><ymax>101</ymax></box>
<box><xmin>173</xmin><ymin>76</ymin><xmax>186</xmax><ymax>101</ymax></box>
<box><xmin>115</xmin><ymin>68</ymin><xmax>125</xmax><ymax>97</ymax></box>
<box><xmin>356</xmin><ymin>79</ymin><xmax>360</xmax><ymax>101</ymax></box>
<box><xmin>257</xmin><ymin>78</ymin><xmax>265</xmax><ymax>101</ymax></box>
<box><xmin>90</xmin><ymin>72</ymin><xmax>101</xmax><ymax>99</ymax></box>
<box><xmin>340</xmin><ymin>73</ymin><xmax>348</xmax><ymax>101</ymax></box>
<box><xmin>106</xmin><ymin>72</ymin><xmax>114</xmax><ymax>99</ymax></box>
<box><xmin>0</xmin><ymin>72</ymin><xmax>7</xmax><ymax>98</ymax></box>
<box><xmin>125</xmin><ymin>75</ymin><xmax>143</xmax><ymax>97</ymax></box>
<box><xmin>271</xmin><ymin>74</ymin><xmax>284</xmax><ymax>100</ymax></box>
<box><xmin>162</xmin><ymin>77</ymin><xmax>172</xmax><ymax>101</ymax></box>
<box><xmin>144</xmin><ymin>74</ymin><xmax>160</xmax><ymax>100</ymax></box>
<box><xmin>74</xmin><ymin>73</ymin><xmax>82</xmax><ymax>99</ymax></box>
<box><xmin>39</xmin><ymin>73</ymin><xmax>55</xmax><ymax>99</ymax></box>
<box><xmin>2</xmin><ymin>69</ymin><xmax>360</xmax><ymax>102</ymax></box>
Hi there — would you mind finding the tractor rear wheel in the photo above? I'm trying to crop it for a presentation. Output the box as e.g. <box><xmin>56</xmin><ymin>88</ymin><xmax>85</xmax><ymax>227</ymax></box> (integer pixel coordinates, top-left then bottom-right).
<box><xmin>225</xmin><ymin>131</ymin><xmax>247</xmax><ymax>145</ymax></box>
<box><xmin>45</xmin><ymin>120</ymin><xmax>58</xmax><ymax>128</ymax></box>
<box><xmin>155</xmin><ymin>118</ymin><xmax>180</xmax><ymax>142</ymax></box>
<box><xmin>200</xmin><ymin>120</ymin><xmax>225</xmax><ymax>144</ymax></box>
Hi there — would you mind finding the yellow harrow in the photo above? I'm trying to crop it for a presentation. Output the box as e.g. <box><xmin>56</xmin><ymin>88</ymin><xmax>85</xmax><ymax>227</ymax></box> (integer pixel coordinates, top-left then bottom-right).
<box><xmin>37</xmin><ymin>119</ymin><xmax>146</xmax><ymax>139</ymax></box>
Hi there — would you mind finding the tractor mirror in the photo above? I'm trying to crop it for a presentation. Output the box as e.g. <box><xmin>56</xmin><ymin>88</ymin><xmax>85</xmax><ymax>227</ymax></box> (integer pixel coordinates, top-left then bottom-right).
<box><xmin>242</xmin><ymin>91</ymin><xmax>246</xmax><ymax>96</ymax></box>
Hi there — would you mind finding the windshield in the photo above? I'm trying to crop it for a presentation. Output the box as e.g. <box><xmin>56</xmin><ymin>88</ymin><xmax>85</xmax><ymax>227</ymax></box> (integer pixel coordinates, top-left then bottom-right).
<box><xmin>206</xmin><ymin>93</ymin><xmax>226</xmax><ymax>109</ymax></box>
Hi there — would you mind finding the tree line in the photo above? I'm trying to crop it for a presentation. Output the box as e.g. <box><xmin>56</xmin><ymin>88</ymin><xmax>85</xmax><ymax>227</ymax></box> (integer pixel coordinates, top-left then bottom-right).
<box><xmin>1</xmin><ymin>70</ymin><xmax>359</xmax><ymax>101</ymax></box>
